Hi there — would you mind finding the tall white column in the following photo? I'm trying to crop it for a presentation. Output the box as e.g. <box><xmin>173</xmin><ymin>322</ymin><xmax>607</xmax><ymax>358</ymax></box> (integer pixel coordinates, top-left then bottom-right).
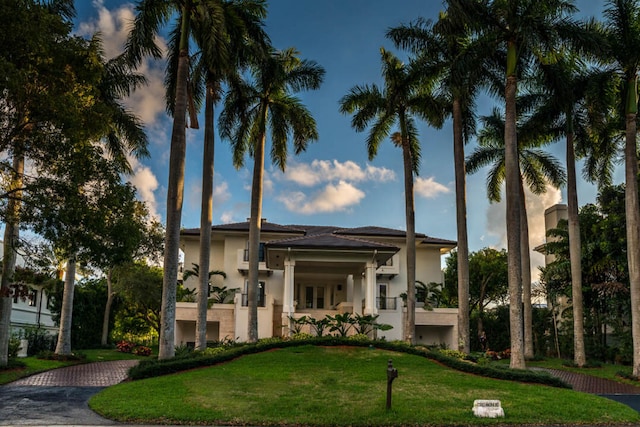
<box><xmin>353</xmin><ymin>274</ymin><xmax>362</xmax><ymax>315</ymax></box>
<box><xmin>364</xmin><ymin>262</ymin><xmax>377</xmax><ymax>315</ymax></box>
<box><xmin>283</xmin><ymin>259</ymin><xmax>295</xmax><ymax>315</ymax></box>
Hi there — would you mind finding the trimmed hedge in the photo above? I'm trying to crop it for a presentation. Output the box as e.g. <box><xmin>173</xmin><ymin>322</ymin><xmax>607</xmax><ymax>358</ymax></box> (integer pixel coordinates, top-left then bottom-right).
<box><xmin>127</xmin><ymin>337</ymin><xmax>570</xmax><ymax>389</ymax></box>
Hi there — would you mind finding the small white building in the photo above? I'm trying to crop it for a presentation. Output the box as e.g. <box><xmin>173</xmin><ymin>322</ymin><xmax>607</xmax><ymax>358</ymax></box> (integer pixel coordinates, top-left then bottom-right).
<box><xmin>177</xmin><ymin>220</ymin><xmax>458</xmax><ymax>347</ymax></box>
<box><xmin>0</xmin><ymin>242</ymin><xmax>56</xmax><ymax>335</ymax></box>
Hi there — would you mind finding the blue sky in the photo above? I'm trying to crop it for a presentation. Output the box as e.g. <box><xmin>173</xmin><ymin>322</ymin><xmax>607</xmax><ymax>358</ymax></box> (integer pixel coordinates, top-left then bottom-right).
<box><xmin>74</xmin><ymin>0</ymin><xmax>614</xmax><ymax>277</ymax></box>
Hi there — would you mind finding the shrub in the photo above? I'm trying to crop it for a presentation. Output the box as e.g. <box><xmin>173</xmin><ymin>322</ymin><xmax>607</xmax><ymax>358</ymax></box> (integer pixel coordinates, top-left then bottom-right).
<box><xmin>37</xmin><ymin>351</ymin><xmax>86</xmax><ymax>361</ymax></box>
<box><xmin>438</xmin><ymin>349</ymin><xmax>467</xmax><ymax>360</ymax></box>
<box><xmin>347</xmin><ymin>333</ymin><xmax>370</xmax><ymax>342</ymax></box>
<box><xmin>18</xmin><ymin>326</ymin><xmax>56</xmax><ymax>356</ymax></box>
<box><xmin>132</xmin><ymin>346</ymin><xmax>152</xmax><ymax>356</ymax></box>
<box><xmin>8</xmin><ymin>335</ymin><xmax>21</xmax><ymax>359</ymax></box>
<box><xmin>116</xmin><ymin>340</ymin><xmax>136</xmax><ymax>353</ymax></box>
<box><xmin>291</xmin><ymin>332</ymin><xmax>314</xmax><ymax>340</ymax></box>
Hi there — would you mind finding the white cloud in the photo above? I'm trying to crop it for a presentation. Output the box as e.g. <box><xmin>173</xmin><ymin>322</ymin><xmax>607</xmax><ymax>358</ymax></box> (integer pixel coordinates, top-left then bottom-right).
<box><xmin>279</xmin><ymin>181</ymin><xmax>365</xmax><ymax>214</ymax></box>
<box><xmin>220</xmin><ymin>211</ymin><xmax>235</xmax><ymax>224</ymax></box>
<box><xmin>282</xmin><ymin>159</ymin><xmax>396</xmax><ymax>186</ymax></box>
<box><xmin>77</xmin><ymin>2</ymin><xmax>168</xmax><ymax>126</ymax></box>
<box><xmin>127</xmin><ymin>157</ymin><xmax>160</xmax><ymax>220</ymax></box>
<box><xmin>485</xmin><ymin>183</ymin><xmax>562</xmax><ymax>282</ymax></box>
<box><xmin>414</xmin><ymin>176</ymin><xmax>450</xmax><ymax>198</ymax></box>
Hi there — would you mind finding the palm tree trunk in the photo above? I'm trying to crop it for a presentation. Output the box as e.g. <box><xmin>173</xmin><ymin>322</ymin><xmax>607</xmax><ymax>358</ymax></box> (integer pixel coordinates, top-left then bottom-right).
<box><xmin>452</xmin><ymin>97</ymin><xmax>470</xmax><ymax>353</ymax></box>
<box><xmin>566</xmin><ymin>130</ymin><xmax>586</xmax><ymax>367</ymax></box>
<box><xmin>504</xmin><ymin>48</ymin><xmax>525</xmax><ymax>368</ymax></box>
<box><xmin>519</xmin><ymin>180</ymin><xmax>533</xmax><ymax>359</ymax></box>
<box><xmin>159</xmin><ymin>3</ymin><xmax>191</xmax><ymax>360</ymax></box>
<box><xmin>101</xmin><ymin>267</ymin><xmax>115</xmax><ymax>346</ymax></box>
<box><xmin>401</xmin><ymin>129</ymin><xmax>416</xmax><ymax>345</ymax></box>
<box><xmin>624</xmin><ymin>79</ymin><xmax>640</xmax><ymax>376</ymax></box>
<box><xmin>248</xmin><ymin>120</ymin><xmax>267</xmax><ymax>342</ymax></box>
<box><xmin>196</xmin><ymin>81</ymin><xmax>217</xmax><ymax>351</ymax></box>
<box><xmin>55</xmin><ymin>257</ymin><xmax>76</xmax><ymax>355</ymax></box>
<box><xmin>0</xmin><ymin>154</ymin><xmax>24</xmax><ymax>367</ymax></box>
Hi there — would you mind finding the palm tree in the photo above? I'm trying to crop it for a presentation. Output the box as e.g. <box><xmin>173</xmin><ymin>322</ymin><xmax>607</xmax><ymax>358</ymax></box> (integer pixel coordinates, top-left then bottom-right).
<box><xmin>598</xmin><ymin>0</ymin><xmax>640</xmax><ymax>377</ymax></box>
<box><xmin>466</xmin><ymin>106</ymin><xmax>566</xmax><ymax>358</ymax></box>
<box><xmin>219</xmin><ymin>47</ymin><xmax>324</xmax><ymax>342</ymax></box>
<box><xmin>387</xmin><ymin>4</ymin><xmax>486</xmax><ymax>353</ymax></box>
<box><xmin>530</xmin><ymin>57</ymin><xmax>617</xmax><ymax>366</ymax></box>
<box><xmin>339</xmin><ymin>48</ymin><xmax>445</xmax><ymax>345</ymax></box>
<box><xmin>174</xmin><ymin>0</ymin><xmax>268</xmax><ymax>351</ymax></box>
<box><xmin>126</xmin><ymin>0</ymin><xmax>257</xmax><ymax>358</ymax></box>
<box><xmin>451</xmin><ymin>0</ymin><xmax>577</xmax><ymax>368</ymax></box>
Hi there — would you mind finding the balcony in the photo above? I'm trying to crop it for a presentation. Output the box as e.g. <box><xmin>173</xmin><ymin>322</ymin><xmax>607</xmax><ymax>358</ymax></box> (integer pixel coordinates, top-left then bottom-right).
<box><xmin>376</xmin><ymin>254</ymin><xmax>399</xmax><ymax>278</ymax></box>
<box><xmin>241</xmin><ymin>293</ymin><xmax>266</xmax><ymax>307</ymax></box>
<box><xmin>376</xmin><ymin>297</ymin><xmax>397</xmax><ymax>310</ymax></box>
<box><xmin>237</xmin><ymin>249</ymin><xmax>270</xmax><ymax>274</ymax></box>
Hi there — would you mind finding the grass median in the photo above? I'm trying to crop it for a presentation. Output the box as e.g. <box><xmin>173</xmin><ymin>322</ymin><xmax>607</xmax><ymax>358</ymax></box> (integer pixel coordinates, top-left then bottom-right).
<box><xmin>90</xmin><ymin>345</ymin><xmax>640</xmax><ymax>426</ymax></box>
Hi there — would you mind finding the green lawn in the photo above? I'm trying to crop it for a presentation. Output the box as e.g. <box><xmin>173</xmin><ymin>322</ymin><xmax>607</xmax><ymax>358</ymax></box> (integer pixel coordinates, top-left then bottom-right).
<box><xmin>90</xmin><ymin>345</ymin><xmax>640</xmax><ymax>426</ymax></box>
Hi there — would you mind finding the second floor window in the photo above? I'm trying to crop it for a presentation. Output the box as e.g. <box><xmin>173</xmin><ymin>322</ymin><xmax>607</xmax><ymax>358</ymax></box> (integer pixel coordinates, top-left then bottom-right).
<box><xmin>244</xmin><ymin>241</ymin><xmax>266</xmax><ymax>262</ymax></box>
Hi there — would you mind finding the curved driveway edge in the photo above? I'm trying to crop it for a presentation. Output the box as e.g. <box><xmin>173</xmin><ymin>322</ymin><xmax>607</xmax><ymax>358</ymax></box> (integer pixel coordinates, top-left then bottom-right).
<box><xmin>0</xmin><ymin>360</ymin><xmax>138</xmax><ymax>426</ymax></box>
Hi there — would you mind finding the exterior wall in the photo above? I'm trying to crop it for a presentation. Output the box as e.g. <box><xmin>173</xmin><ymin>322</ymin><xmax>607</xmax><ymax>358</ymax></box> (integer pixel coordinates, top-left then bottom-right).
<box><xmin>175</xmin><ymin>302</ymin><xmax>235</xmax><ymax>345</ymax></box>
<box><xmin>415</xmin><ymin>308</ymin><xmax>458</xmax><ymax>348</ymax></box>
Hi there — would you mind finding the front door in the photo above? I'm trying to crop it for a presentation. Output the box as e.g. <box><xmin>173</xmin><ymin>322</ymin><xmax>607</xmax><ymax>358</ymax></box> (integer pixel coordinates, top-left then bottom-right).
<box><xmin>304</xmin><ymin>285</ymin><xmax>325</xmax><ymax>309</ymax></box>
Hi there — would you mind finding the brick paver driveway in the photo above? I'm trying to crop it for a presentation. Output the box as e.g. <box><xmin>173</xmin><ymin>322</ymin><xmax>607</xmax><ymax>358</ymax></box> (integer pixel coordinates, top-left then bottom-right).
<box><xmin>0</xmin><ymin>360</ymin><xmax>138</xmax><ymax>426</ymax></box>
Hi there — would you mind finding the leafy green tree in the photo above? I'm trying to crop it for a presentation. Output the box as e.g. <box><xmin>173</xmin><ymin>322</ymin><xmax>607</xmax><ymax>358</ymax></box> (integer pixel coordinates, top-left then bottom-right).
<box><xmin>451</xmin><ymin>0</ymin><xmax>578</xmax><ymax>368</ymax></box>
<box><xmin>387</xmin><ymin>2</ymin><xmax>487</xmax><ymax>353</ymax></box>
<box><xmin>112</xmin><ymin>262</ymin><xmax>164</xmax><ymax>338</ymax></box>
<box><xmin>220</xmin><ymin>47</ymin><xmax>324</xmax><ymax>342</ymax></box>
<box><xmin>444</xmin><ymin>248</ymin><xmax>509</xmax><ymax>349</ymax></box>
<box><xmin>0</xmin><ymin>0</ymin><xmax>148</xmax><ymax>363</ymax></box>
<box><xmin>47</xmin><ymin>278</ymin><xmax>108</xmax><ymax>350</ymax></box>
<box><xmin>340</xmin><ymin>48</ymin><xmax>444</xmax><ymax>344</ymax></box>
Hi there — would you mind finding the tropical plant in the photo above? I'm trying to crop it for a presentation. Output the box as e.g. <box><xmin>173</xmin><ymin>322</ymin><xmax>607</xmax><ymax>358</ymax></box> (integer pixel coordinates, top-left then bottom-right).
<box><xmin>387</xmin><ymin>1</ymin><xmax>487</xmax><ymax>353</ymax></box>
<box><xmin>339</xmin><ymin>48</ymin><xmax>445</xmax><ymax>345</ymax></box>
<box><xmin>124</xmin><ymin>0</ymin><xmax>212</xmax><ymax>359</ymax></box>
<box><xmin>451</xmin><ymin>0</ymin><xmax>578</xmax><ymax>368</ymax></box>
<box><xmin>596</xmin><ymin>0</ymin><xmax>640</xmax><ymax>377</ymax></box>
<box><xmin>220</xmin><ymin>47</ymin><xmax>324</xmax><ymax>342</ymax></box>
<box><xmin>326</xmin><ymin>313</ymin><xmax>356</xmax><ymax>337</ymax></box>
<box><xmin>174</xmin><ymin>0</ymin><xmax>268</xmax><ymax>351</ymax></box>
<box><xmin>467</xmin><ymin>103</ymin><xmax>566</xmax><ymax>361</ymax></box>
<box><xmin>531</xmin><ymin>54</ymin><xmax>617</xmax><ymax>366</ymax></box>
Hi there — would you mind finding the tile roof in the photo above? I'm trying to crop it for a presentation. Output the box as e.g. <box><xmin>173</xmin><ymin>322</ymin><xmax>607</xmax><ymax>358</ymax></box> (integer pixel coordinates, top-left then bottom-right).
<box><xmin>181</xmin><ymin>221</ymin><xmax>456</xmax><ymax>248</ymax></box>
<box><xmin>266</xmin><ymin>233</ymin><xmax>399</xmax><ymax>251</ymax></box>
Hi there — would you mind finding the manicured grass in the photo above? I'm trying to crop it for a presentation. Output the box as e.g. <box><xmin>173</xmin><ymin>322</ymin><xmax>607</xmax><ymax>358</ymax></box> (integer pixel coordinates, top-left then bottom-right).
<box><xmin>81</xmin><ymin>348</ymin><xmax>155</xmax><ymax>362</ymax></box>
<box><xmin>90</xmin><ymin>345</ymin><xmax>640</xmax><ymax>426</ymax></box>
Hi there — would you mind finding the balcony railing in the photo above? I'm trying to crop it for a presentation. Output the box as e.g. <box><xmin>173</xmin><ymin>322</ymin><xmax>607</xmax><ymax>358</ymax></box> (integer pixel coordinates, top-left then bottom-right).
<box><xmin>377</xmin><ymin>297</ymin><xmax>397</xmax><ymax>310</ymax></box>
<box><xmin>241</xmin><ymin>293</ymin><xmax>266</xmax><ymax>307</ymax></box>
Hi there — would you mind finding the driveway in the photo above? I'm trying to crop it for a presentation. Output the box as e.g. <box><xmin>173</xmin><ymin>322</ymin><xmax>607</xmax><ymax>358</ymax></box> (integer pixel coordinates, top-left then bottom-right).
<box><xmin>0</xmin><ymin>360</ymin><xmax>137</xmax><ymax>426</ymax></box>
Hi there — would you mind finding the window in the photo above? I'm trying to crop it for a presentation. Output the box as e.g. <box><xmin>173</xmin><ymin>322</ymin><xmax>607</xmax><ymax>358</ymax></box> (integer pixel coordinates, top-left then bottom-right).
<box><xmin>244</xmin><ymin>241</ymin><xmax>266</xmax><ymax>262</ymax></box>
<box><xmin>377</xmin><ymin>283</ymin><xmax>396</xmax><ymax>310</ymax></box>
<box><xmin>303</xmin><ymin>286</ymin><xmax>325</xmax><ymax>309</ymax></box>
<box><xmin>28</xmin><ymin>290</ymin><xmax>37</xmax><ymax>307</ymax></box>
<box><xmin>242</xmin><ymin>280</ymin><xmax>266</xmax><ymax>307</ymax></box>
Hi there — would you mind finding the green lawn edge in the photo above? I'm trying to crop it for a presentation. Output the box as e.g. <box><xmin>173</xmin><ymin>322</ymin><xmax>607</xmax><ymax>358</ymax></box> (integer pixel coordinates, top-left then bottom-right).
<box><xmin>91</xmin><ymin>343</ymin><xmax>640</xmax><ymax>427</ymax></box>
<box><xmin>127</xmin><ymin>337</ymin><xmax>571</xmax><ymax>388</ymax></box>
